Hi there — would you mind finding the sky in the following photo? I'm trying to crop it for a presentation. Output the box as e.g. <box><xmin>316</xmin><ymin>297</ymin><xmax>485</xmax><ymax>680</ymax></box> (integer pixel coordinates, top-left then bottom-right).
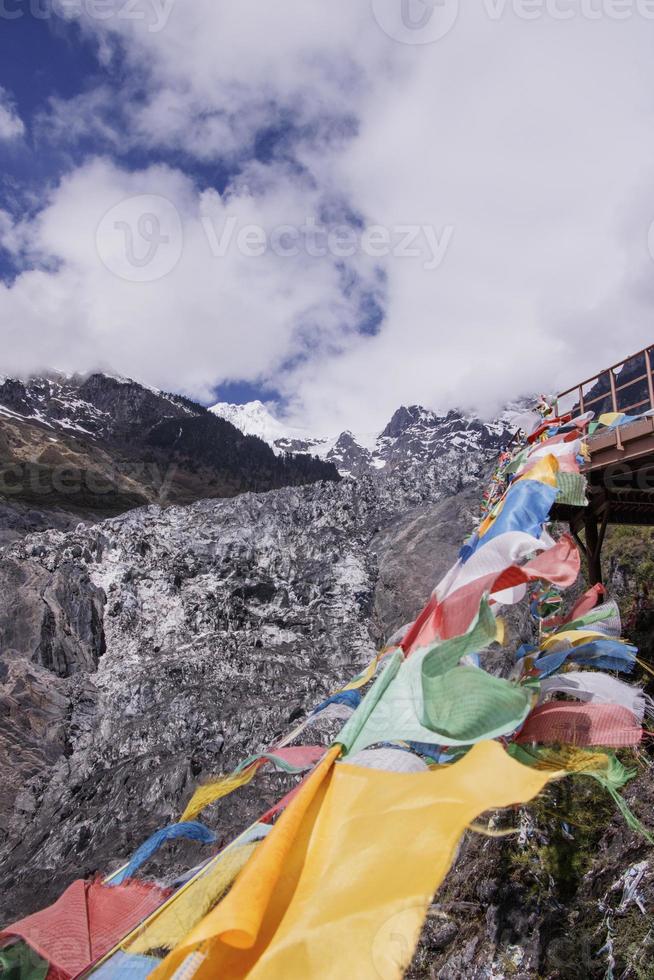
<box><xmin>1</xmin><ymin>1</ymin><xmax>654</xmax><ymax>434</ymax></box>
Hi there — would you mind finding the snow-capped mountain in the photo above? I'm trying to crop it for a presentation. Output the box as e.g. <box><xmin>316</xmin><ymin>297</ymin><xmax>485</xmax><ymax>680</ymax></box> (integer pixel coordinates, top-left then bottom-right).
<box><xmin>209</xmin><ymin>400</ymin><xmax>318</xmax><ymax>447</ymax></box>
<box><xmin>209</xmin><ymin>400</ymin><xmax>347</xmax><ymax>463</ymax></box>
<box><xmin>0</xmin><ymin>371</ymin><xmax>197</xmax><ymax>437</ymax></box>
<box><xmin>210</xmin><ymin>400</ymin><xmax>509</xmax><ymax>478</ymax></box>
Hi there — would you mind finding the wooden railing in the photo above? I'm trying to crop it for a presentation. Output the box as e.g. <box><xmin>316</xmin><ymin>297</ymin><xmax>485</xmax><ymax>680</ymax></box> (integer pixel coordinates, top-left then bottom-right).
<box><xmin>555</xmin><ymin>345</ymin><xmax>654</xmax><ymax>421</ymax></box>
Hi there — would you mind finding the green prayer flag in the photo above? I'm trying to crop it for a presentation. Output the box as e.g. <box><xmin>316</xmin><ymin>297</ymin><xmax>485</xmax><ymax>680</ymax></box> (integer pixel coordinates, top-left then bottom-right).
<box><xmin>0</xmin><ymin>943</ymin><xmax>49</xmax><ymax>980</ymax></box>
<box><xmin>555</xmin><ymin>472</ymin><xmax>587</xmax><ymax>507</ymax></box>
<box><xmin>340</xmin><ymin>604</ymin><xmax>533</xmax><ymax>755</ymax></box>
<box><xmin>336</xmin><ymin>650</ymin><xmax>402</xmax><ymax>754</ymax></box>
<box><xmin>420</xmin><ymin>666</ymin><xmax>534</xmax><ymax>742</ymax></box>
<box><xmin>421</xmin><ymin>599</ymin><xmax>498</xmax><ymax>679</ymax></box>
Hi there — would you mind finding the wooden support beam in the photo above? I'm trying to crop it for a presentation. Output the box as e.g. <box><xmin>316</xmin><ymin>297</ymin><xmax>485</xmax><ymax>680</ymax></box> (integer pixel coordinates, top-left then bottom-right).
<box><xmin>597</xmin><ymin>505</ymin><xmax>610</xmax><ymax>556</ymax></box>
<box><xmin>584</xmin><ymin>511</ymin><xmax>603</xmax><ymax>587</ymax></box>
<box><xmin>571</xmin><ymin>527</ymin><xmax>587</xmax><ymax>557</ymax></box>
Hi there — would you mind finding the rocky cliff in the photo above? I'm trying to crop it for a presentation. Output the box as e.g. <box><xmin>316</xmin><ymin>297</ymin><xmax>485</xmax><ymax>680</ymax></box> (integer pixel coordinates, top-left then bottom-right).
<box><xmin>1</xmin><ymin>382</ymin><xmax>653</xmax><ymax>979</ymax></box>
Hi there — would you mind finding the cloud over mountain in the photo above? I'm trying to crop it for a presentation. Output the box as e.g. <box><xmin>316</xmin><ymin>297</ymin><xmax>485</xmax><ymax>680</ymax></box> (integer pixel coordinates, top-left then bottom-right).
<box><xmin>2</xmin><ymin>2</ymin><xmax>654</xmax><ymax>431</ymax></box>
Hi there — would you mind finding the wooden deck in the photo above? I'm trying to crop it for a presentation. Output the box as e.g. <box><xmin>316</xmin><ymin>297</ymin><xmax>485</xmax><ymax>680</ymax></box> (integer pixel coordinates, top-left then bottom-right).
<box><xmin>548</xmin><ymin>346</ymin><xmax>654</xmax><ymax>583</ymax></box>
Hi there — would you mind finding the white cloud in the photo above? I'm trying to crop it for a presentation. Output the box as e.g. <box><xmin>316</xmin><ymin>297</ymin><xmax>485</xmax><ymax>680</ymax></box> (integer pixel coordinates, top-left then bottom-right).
<box><xmin>0</xmin><ymin>87</ymin><xmax>24</xmax><ymax>141</ymax></box>
<box><xmin>7</xmin><ymin>3</ymin><xmax>654</xmax><ymax>432</ymax></box>
<box><xmin>0</xmin><ymin>156</ymin><xmax>380</xmax><ymax>403</ymax></box>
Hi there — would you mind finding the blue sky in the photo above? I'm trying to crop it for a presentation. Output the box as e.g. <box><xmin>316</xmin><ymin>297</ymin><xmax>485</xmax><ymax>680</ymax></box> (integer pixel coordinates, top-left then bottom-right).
<box><xmin>0</xmin><ymin>3</ymin><xmax>389</xmax><ymax>421</ymax></box>
<box><xmin>1</xmin><ymin>3</ymin><xmax>654</xmax><ymax>433</ymax></box>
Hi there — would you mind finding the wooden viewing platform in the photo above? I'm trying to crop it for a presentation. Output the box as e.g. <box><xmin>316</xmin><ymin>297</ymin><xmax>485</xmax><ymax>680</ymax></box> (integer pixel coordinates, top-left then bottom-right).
<box><xmin>550</xmin><ymin>345</ymin><xmax>654</xmax><ymax>585</ymax></box>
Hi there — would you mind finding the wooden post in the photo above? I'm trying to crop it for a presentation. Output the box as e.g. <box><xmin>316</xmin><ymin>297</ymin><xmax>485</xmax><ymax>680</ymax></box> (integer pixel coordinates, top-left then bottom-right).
<box><xmin>584</xmin><ymin>511</ymin><xmax>603</xmax><ymax>586</ymax></box>
<box><xmin>646</xmin><ymin>348</ymin><xmax>654</xmax><ymax>412</ymax></box>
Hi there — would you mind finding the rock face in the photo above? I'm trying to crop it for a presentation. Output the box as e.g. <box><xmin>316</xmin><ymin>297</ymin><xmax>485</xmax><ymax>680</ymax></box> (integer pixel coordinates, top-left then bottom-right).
<box><xmin>0</xmin><ymin>423</ymin><xmax>497</xmax><ymax>928</ymax></box>
<box><xmin>1</xmin><ymin>384</ymin><xmax>653</xmax><ymax>979</ymax></box>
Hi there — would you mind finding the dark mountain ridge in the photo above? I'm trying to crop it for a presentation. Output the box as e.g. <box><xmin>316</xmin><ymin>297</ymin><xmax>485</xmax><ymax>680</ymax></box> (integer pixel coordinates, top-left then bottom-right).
<box><xmin>0</xmin><ymin>373</ymin><xmax>339</xmax><ymax>542</ymax></box>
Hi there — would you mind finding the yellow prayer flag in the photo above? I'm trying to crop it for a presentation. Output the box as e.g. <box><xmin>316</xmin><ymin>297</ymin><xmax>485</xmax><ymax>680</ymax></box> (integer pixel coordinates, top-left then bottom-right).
<box><xmin>154</xmin><ymin>742</ymin><xmax>552</xmax><ymax>979</ymax></box>
<box><xmin>128</xmin><ymin>843</ymin><xmax>258</xmax><ymax>955</ymax></box>
<box><xmin>514</xmin><ymin>453</ymin><xmax>559</xmax><ymax>488</ymax></box>
<box><xmin>180</xmin><ymin>766</ymin><xmax>259</xmax><ymax>823</ymax></box>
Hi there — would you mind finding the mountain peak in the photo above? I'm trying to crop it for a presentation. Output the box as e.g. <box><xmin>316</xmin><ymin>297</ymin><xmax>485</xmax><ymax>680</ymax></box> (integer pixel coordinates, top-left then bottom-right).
<box><xmin>209</xmin><ymin>398</ymin><xmax>511</xmax><ymax>480</ymax></box>
<box><xmin>209</xmin><ymin>399</ymin><xmax>298</xmax><ymax>445</ymax></box>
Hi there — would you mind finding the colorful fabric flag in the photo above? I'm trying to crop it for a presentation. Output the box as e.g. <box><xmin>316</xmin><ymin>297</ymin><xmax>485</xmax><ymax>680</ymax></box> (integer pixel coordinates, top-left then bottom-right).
<box><xmin>539</xmin><ymin>672</ymin><xmax>650</xmax><ymax>723</ymax></box>
<box><xmin>332</xmin><ymin>649</ymin><xmax>392</xmax><ymax>693</ymax></box>
<box><xmin>344</xmin><ymin>746</ymin><xmax>429</xmax><ymax>773</ymax></box>
<box><xmin>414</xmin><ymin>599</ymin><xmax>499</xmax><ymax>673</ymax></box>
<box><xmin>462</xmin><ymin>476</ymin><xmax>558</xmax><ymax>560</ymax></box>
<box><xmin>180</xmin><ymin>746</ymin><xmax>327</xmax><ymax>822</ymax></box>
<box><xmin>516</xmin><ymin>702</ymin><xmax>642</xmax><ymax>748</ymax></box>
<box><xmin>312</xmin><ymin>690</ymin><xmax>361</xmax><ymax>713</ymax></box>
<box><xmin>562</xmin><ymin>599</ymin><xmax>622</xmax><ymax>637</ymax></box>
<box><xmin>533</xmin><ymin>638</ymin><xmax>638</xmax><ymax>676</ymax></box>
<box><xmin>306</xmin><ymin>702</ymin><xmax>356</xmax><ymax>725</ymax></box>
<box><xmin>402</xmin><ymin>532</ymin><xmax>579</xmax><ymax>653</ymax></box>
<box><xmin>541</xmin><ymin>583</ymin><xmax>605</xmax><ymax>631</ymax></box>
<box><xmin>0</xmin><ymin>880</ymin><xmax>168</xmax><ymax>979</ymax></box>
<box><xmin>527</xmin><ymin>416</ymin><xmax>573</xmax><ymax>443</ymax></box>
<box><xmin>597</xmin><ymin>412</ymin><xmax>625</xmax><ymax>427</ymax></box>
<box><xmin>0</xmin><ymin>942</ymin><xmax>48</xmax><ymax>980</ymax></box>
<box><xmin>149</xmin><ymin>746</ymin><xmax>341</xmax><ymax>979</ymax></box>
<box><xmin>420</xmin><ymin>666</ymin><xmax>534</xmax><ymax>742</ymax></box>
<box><xmin>151</xmin><ymin>742</ymin><xmax>553</xmax><ymax>980</ymax></box>
<box><xmin>541</xmin><ymin>628</ymin><xmax>628</xmax><ymax>651</ymax></box>
<box><xmin>91</xmin><ymin>951</ymin><xmax>162</xmax><ymax>978</ymax></box>
<box><xmin>339</xmin><ymin>629</ymin><xmax>533</xmax><ymax>756</ymax></box>
<box><xmin>523</xmin><ymin>439</ymin><xmax>582</xmax><ymax>465</ymax></box>
<box><xmin>110</xmin><ymin>822</ymin><xmax>217</xmax><ymax>886</ymax></box>
<box><xmin>336</xmin><ymin>650</ymin><xmax>404</xmax><ymax>752</ymax></box>
<box><xmin>555</xmin><ymin>472</ymin><xmax>588</xmax><ymax>506</ymax></box>
<box><xmin>128</xmin><ymin>843</ymin><xmax>260</xmax><ymax>956</ymax></box>
<box><xmin>431</xmin><ymin>534</ymin><xmax>580</xmax><ymax>642</ymax></box>
<box><xmin>234</xmin><ymin>746</ymin><xmax>327</xmax><ymax>775</ymax></box>
<box><xmin>180</xmin><ymin>768</ymin><xmax>260</xmax><ymax>823</ymax></box>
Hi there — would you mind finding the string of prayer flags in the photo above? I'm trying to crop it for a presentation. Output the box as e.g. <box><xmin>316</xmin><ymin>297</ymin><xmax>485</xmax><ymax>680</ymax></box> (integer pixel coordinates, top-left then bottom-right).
<box><xmin>533</xmin><ymin>639</ymin><xmax>638</xmax><ymax>677</ymax></box>
<box><xmin>180</xmin><ymin>746</ymin><xmax>327</xmax><ymax>822</ymax></box>
<box><xmin>151</xmin><ymin>742</ymin><xmax>553</xmax><ymax>980</ymax></box>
